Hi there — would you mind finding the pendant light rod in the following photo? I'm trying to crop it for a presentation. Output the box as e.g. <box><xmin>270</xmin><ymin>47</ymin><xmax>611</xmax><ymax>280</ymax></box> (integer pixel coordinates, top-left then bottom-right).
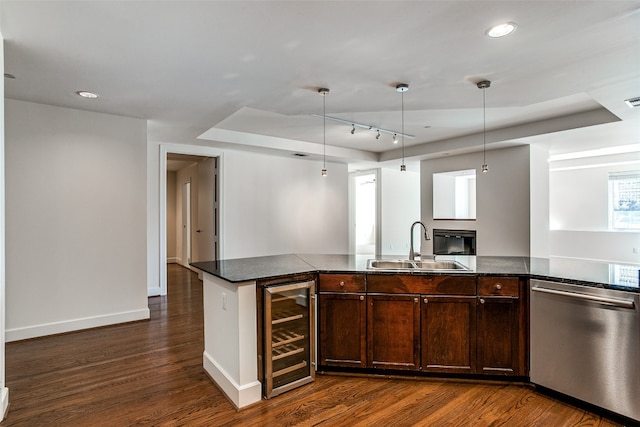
<box><xmin>477</xmin><ymin>80</ymin><xmax>490</xmax><ymax>173</ymax></box>
<box><xmin>311</xmin><ymin>114</ymin><xmax>415</xmax><ymax>139</ymax></box>
<box><xmin>397</xmin><ymin>83</ymin><xmax>408</xmax><ymax>172</ymax></box>
<box><xmin>319</xmin><ymin>88</ymin><xmax>329</xmax><ymax>176</ymax></box>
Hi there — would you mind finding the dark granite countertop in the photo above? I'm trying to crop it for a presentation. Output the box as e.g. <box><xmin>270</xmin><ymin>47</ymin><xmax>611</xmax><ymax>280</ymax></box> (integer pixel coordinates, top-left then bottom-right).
<box><xmin>191</xmin><ymin>254</ymin><xmax>639</xmax><ymax>293</ymax></box>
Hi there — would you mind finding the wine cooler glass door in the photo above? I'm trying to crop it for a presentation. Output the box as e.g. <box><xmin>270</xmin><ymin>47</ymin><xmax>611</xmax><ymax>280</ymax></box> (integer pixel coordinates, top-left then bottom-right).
<box><xmin>264</xmin><ymin>280</ymin><xmax>315</xmax><ymax>398</ymax></box>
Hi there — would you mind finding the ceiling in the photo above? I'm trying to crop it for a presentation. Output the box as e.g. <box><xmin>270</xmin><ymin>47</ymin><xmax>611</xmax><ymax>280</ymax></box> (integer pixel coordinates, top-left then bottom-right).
<box><xmin>2</xmin><ymin>1</ymin><xmax>639</xmax><ymax>171</ymax></box>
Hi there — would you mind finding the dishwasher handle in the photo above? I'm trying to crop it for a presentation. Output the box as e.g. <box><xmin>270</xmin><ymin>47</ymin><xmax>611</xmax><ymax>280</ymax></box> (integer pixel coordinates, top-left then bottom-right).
<box><xmin>532</xmin><ymin>286</ymin><xmax>636</xmax><ymax>309</ymax></box>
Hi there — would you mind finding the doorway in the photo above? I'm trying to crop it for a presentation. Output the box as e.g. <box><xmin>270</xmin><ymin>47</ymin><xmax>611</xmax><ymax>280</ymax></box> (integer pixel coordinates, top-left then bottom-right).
<box><xmin>349</xmin><ymin>170</ymin><xmax>381</xmax><ymax>256</ymax></box>
<box><xmin>158</xmin><ymin>145</ymin><xmax>224</xmax><ymax>296</ymax></box>
<box><xmin>166</xmin><ymin>154</ymin><xmax>219</xmax><ymax>270</ymax></box>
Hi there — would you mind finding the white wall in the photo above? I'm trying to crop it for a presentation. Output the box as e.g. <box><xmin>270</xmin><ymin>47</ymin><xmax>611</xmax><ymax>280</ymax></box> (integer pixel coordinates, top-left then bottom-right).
<box><xmin>421</xmin><ymin>146</ymin><xmax>531</xmax><ymax>256</ymax></box>
<box><xmin>530</xmin><ymin>143</ymin><xmax>550</xmax><ymax>258</ymax></box>
<box><xmin>549</xmin><ymin>152</ymin><xmax>640</xmax><ymax>263</ymax></box>
<box><xmin>0</xmin><ymin>21</ymin><xmax>9</xmax><ymax>419</ymax></box>
<box><xmin>380</xmin><ymin>168</ymin><xmax>420</xmax><ymax>256</ymax></box>
<box><xmin>222</xmin><ymin>150</ymin><xmax>349</xmax><ymax>259</ymax></box>
<box><xmin>147</xmin><ymin>142</ymin><xmax>350</xmax><ymax>294</ymax></box>
<box><xmin>5</xmin><ymin>100</ymin><xmax>150</xmax><ymax>341</ymax></box>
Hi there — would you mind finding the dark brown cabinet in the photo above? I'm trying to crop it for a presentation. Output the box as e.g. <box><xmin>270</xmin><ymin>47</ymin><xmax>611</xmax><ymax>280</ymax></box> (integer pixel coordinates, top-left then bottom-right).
<box><xmin>367</xmin><ymin>293</ymin><xmax>420</xmax><ymax>370</ymax></box>
<box><xmin>366</xmin><ymin>274</ymin><xmax>476</xmax><ymax>372</ymax></box>
<box><xmin>476</xmin><ymin>277</ymin><xmax>528</xmax><ymax>376</ymax></box>
<box><xmin>317</xmin><ymin>273</ymin><xmax>528</xmax><ymax>378</ymax></box>
<box><xmin>318</xmin><ymin>274</ymin><xmax>367</xmax><ymax>368</ymax></box>
<box><xmin>421</xmin><ymin>295</ymin><xmax>476</xmax><ymax>374</ymax></box>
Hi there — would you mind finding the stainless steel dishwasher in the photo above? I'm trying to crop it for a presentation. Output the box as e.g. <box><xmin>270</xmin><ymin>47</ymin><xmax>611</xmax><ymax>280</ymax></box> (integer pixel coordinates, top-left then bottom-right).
<box><xmin>530</xmin><ymin>279</ymin><xmax>639</xmax><ymax>423</ymax></box>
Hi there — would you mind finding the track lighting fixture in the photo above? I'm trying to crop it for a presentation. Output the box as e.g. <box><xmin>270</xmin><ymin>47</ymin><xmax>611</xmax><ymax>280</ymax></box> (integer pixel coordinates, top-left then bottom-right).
<box><xmin>376</xmin><ymin>130</ymin><xmax>381</xmax><ymax>140</ymax></box>
<box><xmin>477</xmin><ymin>80</ymin><xmax>490</xmax><ymax>173</ymax></box>
<box><xmin>397</xmin><ymin>83</ymin><xmax>408</xmax><ymax>171</ymax></box>
<box><xmin>319</xmin><ymin>88</ymin><xmax>329</xmax><ymax>177</ymax></box>
<box><xmin>311</xmin><ymin>115</ymin><xmax>414</xmax><ymax>140</ymax></box>
<box><xmin>393</xmin><ymin>134</ymin><xmax>398</xmax><ymax>144</ymax></box>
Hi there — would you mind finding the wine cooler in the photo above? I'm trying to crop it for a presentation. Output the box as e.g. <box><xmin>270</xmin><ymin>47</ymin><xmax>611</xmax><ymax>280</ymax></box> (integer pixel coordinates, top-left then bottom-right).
<box><xmin>263</xmin><ymin>279</ymin><xmax>316</xmax><ymax>398</ymax></box>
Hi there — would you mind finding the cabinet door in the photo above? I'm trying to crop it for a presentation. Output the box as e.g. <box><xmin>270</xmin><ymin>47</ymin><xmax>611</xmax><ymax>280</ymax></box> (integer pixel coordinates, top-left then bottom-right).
<box><xmin>421</xmin><ymin>296</ymin><xmax>476</xmax><ymax>374</ymax></box>
<box><xmin>477</xmin><ymin>296</ymin><xmax>520</xmax><ymax>375</ymax></box>
<box><xmin>318</xmin><ymin>293</ymin><xmax>367</xmax><ymax>368</ymax></box>
<box><xmin>367</xmin><ymin>294</ymin><xmax>420</xmax><ymax>371</ymax></box>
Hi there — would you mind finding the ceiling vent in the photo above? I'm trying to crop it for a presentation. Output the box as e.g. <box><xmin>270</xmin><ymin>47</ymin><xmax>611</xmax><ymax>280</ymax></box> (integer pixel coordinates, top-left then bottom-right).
<box><xmin>624</xmin><ymin>97</ymin><xmax>640</xmax><ymax>108</ymax></box>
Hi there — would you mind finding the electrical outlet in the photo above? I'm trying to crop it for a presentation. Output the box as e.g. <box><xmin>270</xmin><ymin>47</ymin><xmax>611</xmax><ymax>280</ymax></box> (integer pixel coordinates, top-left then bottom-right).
<box><xmin>222</xmin><ymin>293</ymin><xmax>227</xmax><ymax>311</ymax></box>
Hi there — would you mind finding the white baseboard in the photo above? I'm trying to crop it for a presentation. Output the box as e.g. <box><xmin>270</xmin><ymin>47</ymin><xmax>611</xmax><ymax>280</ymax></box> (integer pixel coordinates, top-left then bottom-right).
<box><xmin>203</xmin><ymin>350</ymin><xmax>262</xmax><ymax>409</ymax></box>
<box><xmin>148</xmin><ymin>287</ymin><xmax>162</xmax><ymax>297</ymax></box>
<box><xmin>5</xmin><ymin>308</ymin><xmax>151</xmax><ymax>342</ymax></box>
<box><xmin>0</xmin><ymin>387</ymin><xmax>8</xmax><ymax>422</ymax></box>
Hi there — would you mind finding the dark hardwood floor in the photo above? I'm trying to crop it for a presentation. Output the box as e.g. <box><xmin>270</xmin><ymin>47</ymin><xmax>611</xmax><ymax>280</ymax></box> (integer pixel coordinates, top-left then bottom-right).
<box><xmin>1</xmin><ymin>264</ymin><xmax>624</xmax><ymax>426</ymax></box>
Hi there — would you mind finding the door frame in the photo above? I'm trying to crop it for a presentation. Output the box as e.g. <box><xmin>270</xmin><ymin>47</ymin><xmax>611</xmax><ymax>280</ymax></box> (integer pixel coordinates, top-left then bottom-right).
<box><xmin>159</xmin><ymin>143</ymin><xmax>225</xmax><ymax>296</ymax></box>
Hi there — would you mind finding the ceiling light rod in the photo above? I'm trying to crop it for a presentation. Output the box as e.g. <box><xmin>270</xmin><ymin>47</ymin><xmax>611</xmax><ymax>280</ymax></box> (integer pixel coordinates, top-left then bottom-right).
<box><xmin>311</xmin><ymin>114</ymin><xmax>415</xmax><ymax>139</ymax></box>
<box><xmin>319</xmin><ymin>88</ymin><xmax>329</xmax><ymax>177</ymax></box>
<box><xmin>398</xmin><ymin>83</ymin><xmax>408</xmax><ymax>172</ymax></box>
<box><xmin>477</xmin><ymin>80</ymin><xmax>490</xmax><ymax>173</ymax></box>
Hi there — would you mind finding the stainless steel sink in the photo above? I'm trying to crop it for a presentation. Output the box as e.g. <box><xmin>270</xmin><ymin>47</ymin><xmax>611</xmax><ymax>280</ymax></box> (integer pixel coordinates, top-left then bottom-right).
<box><xmin>366</xmin><ymin>259</ymin><xmax>468</xmax><ymax>271</ymax></box>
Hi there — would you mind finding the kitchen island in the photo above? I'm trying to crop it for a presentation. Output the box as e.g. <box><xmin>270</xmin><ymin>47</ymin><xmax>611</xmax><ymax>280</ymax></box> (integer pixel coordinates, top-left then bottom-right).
<box><xmin>191</xmin><ymin>254</ymin><xmax>639</xmax><ymax>414</ymax></box>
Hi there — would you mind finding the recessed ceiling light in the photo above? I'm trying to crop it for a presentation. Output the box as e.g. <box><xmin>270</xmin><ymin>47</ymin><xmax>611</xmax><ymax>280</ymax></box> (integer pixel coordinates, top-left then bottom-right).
<box><xmin>624</xmin><ymin>96</ymin><xmax>640</xmax><ymax>108</ymax></box>
<box><xmin>486</xmin><ymin>22</ymin><xmax>517</xmax><ymax>38</ymax></box>
<box><xmin>76</xmin><ymin>91</ymin><xmax>99</xmax><ymax>99</ymax></box>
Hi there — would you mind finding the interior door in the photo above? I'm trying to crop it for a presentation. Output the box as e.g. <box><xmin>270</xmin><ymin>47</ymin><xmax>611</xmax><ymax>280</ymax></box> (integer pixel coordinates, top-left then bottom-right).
<box><xmin>196</xmin><ymin>157</ymin><xmax>218</xmax><ymax>262</ymax></box>
<box><xmin>182</xmin><ymin>181</ymin><xmax>191</xmax><ymax>266</ymax></box>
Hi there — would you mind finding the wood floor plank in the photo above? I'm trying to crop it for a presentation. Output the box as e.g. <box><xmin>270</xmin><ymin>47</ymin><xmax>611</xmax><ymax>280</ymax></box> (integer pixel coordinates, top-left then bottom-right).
<box><xmin>0</xmin><ymin>264</ymin><xmax>628</xmax><ymax>426</ymax></box>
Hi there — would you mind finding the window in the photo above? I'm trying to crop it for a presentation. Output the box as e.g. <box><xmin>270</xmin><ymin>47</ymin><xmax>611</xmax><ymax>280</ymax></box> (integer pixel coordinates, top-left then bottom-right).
<box><xmin>609</xmin><ymin>172</ymin><xmax>640</xmax><ymax>230</ymax></box>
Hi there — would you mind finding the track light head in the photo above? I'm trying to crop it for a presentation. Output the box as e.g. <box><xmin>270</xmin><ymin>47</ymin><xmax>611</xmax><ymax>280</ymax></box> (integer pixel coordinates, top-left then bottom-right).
<box><xmin>351</xmin><ymin>124</ymin><xmax>355</xmax><ymax>135</ymax></box>
<box><xmin>376</xmin><ymin>130</ymin><xmax>381</xmax><ymax>140</ymax></box>
<box><xmin>393</xmin><ymin>134</ymin><xmax>398</xmax><ymax>144</ymax></box>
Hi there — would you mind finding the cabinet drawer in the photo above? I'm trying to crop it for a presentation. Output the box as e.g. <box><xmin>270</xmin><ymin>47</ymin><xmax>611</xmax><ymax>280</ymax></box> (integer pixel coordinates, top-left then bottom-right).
<box><xmin>367</xmin><ymin>274</ymin><xmax>476</xmax><ymax>295</ymax></box>
<box><xmin>319</xmin><ymin>274</ymin><xmax>366</xmax><ymax>292</ymax></box>
<box><xmin>478</xmin><ymin>277</ymin><xmax>519</xmax><ymax>296</ymax></box>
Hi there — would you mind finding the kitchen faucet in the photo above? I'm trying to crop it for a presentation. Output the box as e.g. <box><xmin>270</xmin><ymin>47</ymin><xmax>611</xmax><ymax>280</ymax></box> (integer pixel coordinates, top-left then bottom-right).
<box><xmin>409</xmin><ymin>221</ymin><xmax>430</xmax><ymax>260</ymax></box>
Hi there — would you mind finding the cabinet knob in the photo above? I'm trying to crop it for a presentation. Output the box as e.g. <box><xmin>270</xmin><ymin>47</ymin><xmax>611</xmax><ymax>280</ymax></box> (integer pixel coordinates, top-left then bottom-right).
<box><xmin>359</xmin><ymin>295</ymin><xmax>364</xmax><ymax>301</ymax></box>
<box><xmin>339</xmin><ymin>281</ymin><xmax>345</xmax><ymax>287</ymax></box>
<box><xmin>423</xmin><ymin>298</ymin><xmax>428</xmax><ymax>304</ymax></box>
<box><xmin>480</xmin><ymin>298</ymin><xmax>485</xmax><ymax>304</ymax></box>
<box><xmin>495</xmin><ymin>284</ymin><xmax>502</xmax><ymax>290</ymax></box>
<box><xmin>414</xmin><ymin>297</ymin><xmax>419</xmax><ymax>303</ymax></box>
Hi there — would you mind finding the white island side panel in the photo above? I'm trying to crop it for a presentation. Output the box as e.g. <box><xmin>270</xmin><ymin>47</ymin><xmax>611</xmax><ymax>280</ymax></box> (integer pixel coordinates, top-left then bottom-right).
<box><xmin>202</xmin><ymin>272</ymin><xmax>261</xmax><ymax>409</ymax></box>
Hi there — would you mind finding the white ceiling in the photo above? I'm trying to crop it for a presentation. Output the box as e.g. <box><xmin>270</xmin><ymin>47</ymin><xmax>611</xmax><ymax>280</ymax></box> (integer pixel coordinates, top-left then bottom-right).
<box><xmin>2</xmin><ymin>1</ymin><xmax>639</xmax><ymax>170</ymax></box>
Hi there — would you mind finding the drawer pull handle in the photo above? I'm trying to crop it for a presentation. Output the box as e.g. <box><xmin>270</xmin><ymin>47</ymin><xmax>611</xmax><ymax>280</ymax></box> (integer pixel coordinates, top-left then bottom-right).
<box><xmin>339</xmin><ymin>281</ymin><xmax>345</xmax><ymax>287</ymax></box>
<box><xmin>424</xmin><ymin>298</ymin><xmax>428</xmax><ymax>304</ymax></box>
<box><xmin>414</xmin><ymin>298</ymin><xmax>419</xmax><ymax>303</ymax></box>
<box><xmin>480</xmin><ymin>298</ymin><xmax>485</xmax><ymax>304</ymax></box>
<box><xmin>359</xmin><ymin>295</ymin><xmax>364</xmax><ymax>301</ymax></box>
<box><xmin>495</xmin><ymin>284</ymin><xmax>502</xmax><ymax>290</ymax></box>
